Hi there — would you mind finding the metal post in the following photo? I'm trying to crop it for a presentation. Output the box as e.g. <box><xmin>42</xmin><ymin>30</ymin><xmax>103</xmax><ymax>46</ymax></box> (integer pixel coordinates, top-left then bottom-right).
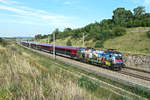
<box><xmin>48</xmin><ymin>35</ymin><xmax>49</xmax><ymax>44</ymax></box>
<box><xmin>83</xmin><ymin>32</ymin><xmax>85</xmax><ymax>48</ymax></box>
<box><xmin>53</xmin><ymin>32</ymin><xmax>56</xmax><ymax>59</ymax></box>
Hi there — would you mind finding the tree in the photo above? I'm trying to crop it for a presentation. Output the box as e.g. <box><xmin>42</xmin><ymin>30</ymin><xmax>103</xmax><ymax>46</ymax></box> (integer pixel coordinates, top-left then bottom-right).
<box><xmin>133</xmin><ymin>6</ymin><xmax>145</xmax><ymax>17</ymax></box>
<box><xmin>112</xmin><ymin>8</ymin><xmax>133</xmax><ymax>26</ymax></box>
<box><xmin>147</xmin><ymin>31</ymin><xmax>150</xmax><ymax>38</ymax></box>
<box><xmin>112</xmin><ymin>27</ymin><xmax>126</xmax><ymax>36</ymax></box>
<box><xmin>0</xmin><ymin>38</ymin><xmax>8</xmax><ymax>47</ymax></box>
<box><xmin>35</xmin><ymin>34</ymin><xmax>42</xmax><ymax>40</ymax></box>
<box><xmin>64</xmin><ymin>28</ymin><xmax>72</xmax><ymax>32</ymax></box>
<box><xmin>66</xmin><ymin>39</ymin><xmax>72</xmax><ymax>46</ymax></box>
<box><xmin>52</xmin><ymin>28</ymin><xmax>60</xmax><ymax>39</ymax></box>
<box><xmin>61</xmin><ymin>28</ymin><xmax>72</xmax><ymax>38</ymax></box>
<box><xmin>95</xmin><ymin>41</ymin><xmax>104</xmax><ymax>48</ymax></box>
<box><xmin>100</xmin><ymin>19</ymin><xmax>114</xmax><ymax>29</ymax></box>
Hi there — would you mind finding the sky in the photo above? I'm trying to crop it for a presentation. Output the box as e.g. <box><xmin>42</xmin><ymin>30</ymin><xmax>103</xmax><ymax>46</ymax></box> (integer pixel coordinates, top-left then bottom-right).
<box><xmin>0</xmin><ymin>0</ymin><xmax>150</xmax><ymax>37</ymax></box>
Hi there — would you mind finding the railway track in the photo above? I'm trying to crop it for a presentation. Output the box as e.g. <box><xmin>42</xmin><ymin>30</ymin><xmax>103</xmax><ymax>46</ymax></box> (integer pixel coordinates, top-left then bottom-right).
<box><xmin>125</xmin><ymin>67</ymin><xmax>150</xmax><ymax>74</ymax></box>
<box><xmin>119</xmin><ymin>67</ymin><xmax>150</xmax><ymax>82</ymax></box>
<box><xmin>119</xmin><ymin>71</ymin><xmax>150</xmax><ymax>82</ymax></box>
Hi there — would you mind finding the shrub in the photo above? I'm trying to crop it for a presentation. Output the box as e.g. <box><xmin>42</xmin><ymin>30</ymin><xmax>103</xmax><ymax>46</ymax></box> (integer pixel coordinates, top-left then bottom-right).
<box><xmin>0</xmin><ymin>38</ymin><xmax>8</xmax><ymax>47</ymax></box>
<box><xmin>129</xmin><ymin>85</ymin><xmax>150</xmax><ymax>98</ymax></box>
<box><xmin>66</xmin><ymin>39</ymin><xmax>72</xmax><ymax>46</ymax></box>
<box><xmin>78</xmin><ymin>76</ymin><xmax>98</xmax><ymax>91</ymax></box>
<box><xmin>95</xmin><ymin>41</ymin><xmax>104</xmax><ymax>48</ymax></box>
<box><xmin>0</xmin><ymin>86</ymin><xmax>13</xmax><ymax>100</ymax></box>
<box><xmin>146</xmin><ymin>31</ymin><xmax>150</xmax><ymax>38</ymax></box>
<box><xmin>112</xmin><ymin>27</ymin><xmax>126</xmax><ymax>36</ymax></box>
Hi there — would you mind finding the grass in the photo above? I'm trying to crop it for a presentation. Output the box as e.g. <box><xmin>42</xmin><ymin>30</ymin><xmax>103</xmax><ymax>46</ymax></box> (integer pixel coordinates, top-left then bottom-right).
<box><xmin>104</xmin><ymin>29</ymin><xmax>150</xmax><ymax>56</ymax></box>
<box><xmin>16</xmin><ymin>43</ymin><xmax>150</xmax><ymax>99</ymax></box>
<box><xmin>0</xmin><ymin>44</ymin><xmax>100</xmax><ymax>100</ymax></box>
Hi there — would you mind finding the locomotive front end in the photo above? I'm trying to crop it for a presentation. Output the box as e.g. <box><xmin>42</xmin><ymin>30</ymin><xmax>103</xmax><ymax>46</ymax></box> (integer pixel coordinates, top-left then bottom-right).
<box><xmin>111</xmin><ymin>53</ymin><xmax>124</xmax><ymax>70</ymax></box>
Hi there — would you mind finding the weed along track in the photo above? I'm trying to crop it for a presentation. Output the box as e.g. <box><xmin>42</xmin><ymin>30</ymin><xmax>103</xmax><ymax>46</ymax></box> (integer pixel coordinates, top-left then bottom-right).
<box><xmin>16</xmin><ymin>42</ymin><xmax>150</xmax><ymax>99</ymax></box>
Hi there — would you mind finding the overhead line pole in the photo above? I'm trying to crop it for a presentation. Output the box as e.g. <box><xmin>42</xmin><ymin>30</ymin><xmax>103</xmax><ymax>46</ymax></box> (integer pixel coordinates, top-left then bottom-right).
<box><xmin>53</xmin><ymin>31</ymin><xmax>56</xmax><ymax>60</ymax></box>
<box><xmin>83</xmin><ymin>32</ymin><xmax>85</xmax><ymax>48</ymax></box>
<box><xmin>48</xmin><ymin>34</ymin><xmax>50</xmax><ymax>44</ymax></box>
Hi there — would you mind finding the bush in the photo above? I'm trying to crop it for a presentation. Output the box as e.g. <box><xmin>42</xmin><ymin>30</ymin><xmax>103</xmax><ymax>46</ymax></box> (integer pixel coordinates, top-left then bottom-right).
<box><xmin>147</xmin><ymin>31</ymin><xmax>150</xmax><ymax>38</ymax></box>
<box><xmin>112</xmin><ymin>27</ymin><xmax>126</xmax><ymax>36</ymax></box>
<box><xmin>66</xmin><ymin>39</ymin><xmax>72</xmax><ymax>46</ymax></box>
<box><xmin>129</xmin><ymin>85</ymin><xmax>150</xmax><ymax>98</ymax></box>
<box><xmin>0</xmin><ymin>86</ymin><xmax>13</xmax><ymax>100</ymax></box>
<box><xmin>78</xmin><ymin>76</ymin><xmax>98</xmax><ymax>91</ymax></box>
<box><xmin>0</xmin><ymin>38</ymin><xmax>8</xmax><ymax>47</ymax></box>
<box><xmin>95</xmin><ymin>41</ymin><xmax>104</xmax><ymax>48</ymax></box>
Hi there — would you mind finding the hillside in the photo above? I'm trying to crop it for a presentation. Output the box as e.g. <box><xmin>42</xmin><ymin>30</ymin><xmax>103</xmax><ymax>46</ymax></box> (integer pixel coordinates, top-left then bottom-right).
<box><xmin>34</xmin><ymin>27</ymin><xmax>150</xmax><ymax>56</ymax></box>
<box><xmin>104</xmin><ymin>27</ymin><xmax>150</xmax><ymax>55</ymax></box>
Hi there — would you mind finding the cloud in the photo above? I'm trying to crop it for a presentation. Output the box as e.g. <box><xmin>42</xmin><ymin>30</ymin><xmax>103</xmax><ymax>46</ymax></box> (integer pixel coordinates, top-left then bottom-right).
<box><xmin>144</xmin><ymin>0</ymin><xmax>150</xmax><ymax>6</ymax></box>
<box><xmin>124</xmin><ymin>0</ymin><xmax>150</xmax><ymax>11</ymax></box>
<box><xmin>0</xmin><ymin>0</ymin><xmax>20</xmax><ymax>5</ymax></box>
<box><xmin>64</xmin><ymin>1</ymin><xmax>72</xmax><ymax>5</ymax></box>
<box><xmin>0</xmin><ymin>0</ymin><xmax>80</xmax><ymax>29</ymax></box>
<box><xmin>0</xmin><ymin>5</ymin><xmax>30</xmax><ymax>15</ymax></box>
<box><xmin>128</xmin><ymin>0</ymin><xmax>150</xmax><ymax>6</ymax></box>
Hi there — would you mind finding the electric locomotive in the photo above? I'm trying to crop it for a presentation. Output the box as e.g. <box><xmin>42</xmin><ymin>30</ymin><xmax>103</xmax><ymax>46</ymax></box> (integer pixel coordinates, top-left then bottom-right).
<box><xmin>76</xmin><ymin>48</ymin><xmax>123</xmax><ymax>70</ymax></box>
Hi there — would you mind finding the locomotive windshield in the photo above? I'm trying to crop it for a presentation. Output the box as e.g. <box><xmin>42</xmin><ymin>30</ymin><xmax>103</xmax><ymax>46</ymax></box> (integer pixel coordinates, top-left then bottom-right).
<box><xmin>114</xmin><ymin>54</ymin><xmax>122</xmax><ymax>60</ymax></box>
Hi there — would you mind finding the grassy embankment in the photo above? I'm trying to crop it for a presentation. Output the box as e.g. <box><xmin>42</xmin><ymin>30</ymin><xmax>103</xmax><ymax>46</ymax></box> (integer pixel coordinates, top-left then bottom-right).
<box><xmin>104</xmin><ymin>27</ymin><xmax>150</xmax><ymax>56</ymax></box>
<box><xmin>0</xmin><ymin>39</ymin><xmax>150</xmax><ymax>100</ymax></box>
<box><xmin>35</xmin><ymin>27</ymin><xmax>150</xmax><ymax>56</ymax></box>
<box><xmin>0</xmin><ymin>43</ymin><xmax>99</xmax><ymax>100</ymax></box>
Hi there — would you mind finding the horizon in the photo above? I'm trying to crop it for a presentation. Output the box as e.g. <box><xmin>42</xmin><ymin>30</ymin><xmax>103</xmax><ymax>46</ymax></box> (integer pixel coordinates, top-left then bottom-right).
<box><xmin>0</xmin><ymin>0</ymin><xmax>150</xmax><ymax>37</ymax></box>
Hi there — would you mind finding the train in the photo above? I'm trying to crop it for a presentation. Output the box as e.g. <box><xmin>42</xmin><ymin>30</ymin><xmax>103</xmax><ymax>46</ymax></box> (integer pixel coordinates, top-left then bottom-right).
<box><xmin>21</xmin><ymin>41</ymin><xmax>124</xmax><ymax>71</ymax></box>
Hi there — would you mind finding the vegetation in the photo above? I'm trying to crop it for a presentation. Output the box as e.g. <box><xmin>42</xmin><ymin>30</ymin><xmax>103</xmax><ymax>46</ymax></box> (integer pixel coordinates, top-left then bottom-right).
<box><xmin>147</xmin><ymin>31</ymin><xmax>150</xmax><ymax>38</ymax></box>
<box><xmin>129</xmin><ymin>85</ymin><xmax>150</xmax><ymax>98</ymax></box>
<box><xmin>95</xmin><ymin>41</ymin><xmax>104</xmax><ymax>48</ymax></box>
<box><xmin>0</xmin><ymin>42</ymin><xmax>100</xmax><ymax>100</ymax></box>
<box><xmin>104</xmin><ymin>29</ymin><xmax>150</xmax><ymax>55</ymax></box>
<box><xmin>78</xmin><ymin>76</ymin><xmax>98</xmax><ymax>92</ymax></box>
<box><xmin>0</xmin><ymin>38</ymin><xmax>8</xmax><ymax>47</ymax></box>
<box><xmin>112</xmin><ymin>27</ymin><xmax>126</xmax><ymax>36</ymax></box>
<box><xmin>35</xmin><ymin>34</ymin><xmax>42</xmax><ymax>40</ymax></box>
<box><xmin>66</xmin><ymin>39</ymin><xmax>72</xmax><ymax>46</ymax></box>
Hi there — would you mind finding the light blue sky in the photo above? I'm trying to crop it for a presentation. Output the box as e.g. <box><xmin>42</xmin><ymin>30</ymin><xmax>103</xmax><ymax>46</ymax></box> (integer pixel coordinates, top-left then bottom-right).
<box><xmin>0</xmin><ymin>0</ymin><xmax>150</xmax><ymax>37</ymax></box>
